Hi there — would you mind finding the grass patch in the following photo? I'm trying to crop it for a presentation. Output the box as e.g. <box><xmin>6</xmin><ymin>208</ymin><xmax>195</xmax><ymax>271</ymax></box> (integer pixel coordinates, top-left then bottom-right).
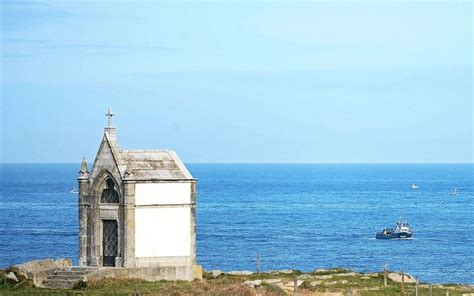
<box><xmin>259</xmin><ymin>283</ymin><xmax>286</xmax><ymax>295</ymax></box>
<box><xmin>1</xmin><ymin>269</ymin><xmax>473</xmax><ymax>295</ymax></box>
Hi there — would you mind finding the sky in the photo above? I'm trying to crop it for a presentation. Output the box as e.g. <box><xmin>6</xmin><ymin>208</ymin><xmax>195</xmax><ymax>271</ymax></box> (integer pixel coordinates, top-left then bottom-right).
<box><xmin>0</xmin><ymin>0</ymin><xmax>472</xmax><ymax>163</ymax></box>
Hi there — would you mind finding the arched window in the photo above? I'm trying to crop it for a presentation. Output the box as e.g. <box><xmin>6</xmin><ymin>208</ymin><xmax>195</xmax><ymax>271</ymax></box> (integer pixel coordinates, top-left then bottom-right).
<box><xmin>100</xmin><ymin>178</ymin><xmax>119</xmax><ymax>203</ymax></box>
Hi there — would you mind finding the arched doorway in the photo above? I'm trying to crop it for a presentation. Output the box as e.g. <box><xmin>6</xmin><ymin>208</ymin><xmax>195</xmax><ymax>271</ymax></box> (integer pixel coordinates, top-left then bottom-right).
<box><xmin>102</xmin><ymin>220</ymin><xmax>118</xmax><ymax>267</ymax></box>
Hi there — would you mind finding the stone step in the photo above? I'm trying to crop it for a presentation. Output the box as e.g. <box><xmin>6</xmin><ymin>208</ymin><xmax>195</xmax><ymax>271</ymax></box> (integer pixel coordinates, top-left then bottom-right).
<box><xmin>42</xmin><ymin>278</ymin><xmax>84</xmax><ymax>289</ymax></box>
<box><xmin>53</xmin><ymin>271</ymin><xmax>88</xmax><ymax>276</ymax></box>
<box><xmin>47</xmin><ymin>274</ymin><xmax>85</xmax><ymax>280</ymax></box>
<box><xmin>59</xmin><ymin>267</ymin><xmax>98</xmax><ymax>272</ymax></box>
<box><xmin>41</xmin><ymin>266</ymin><xmax>97</xmax><ymax>289</ymax></box>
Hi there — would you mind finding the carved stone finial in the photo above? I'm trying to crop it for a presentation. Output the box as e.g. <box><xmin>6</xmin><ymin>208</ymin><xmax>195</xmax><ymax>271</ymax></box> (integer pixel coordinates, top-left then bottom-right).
<box><xmin>79</xmin><ymin>157</ymin><xmax>89</xmax><ymax>177</ymax></box>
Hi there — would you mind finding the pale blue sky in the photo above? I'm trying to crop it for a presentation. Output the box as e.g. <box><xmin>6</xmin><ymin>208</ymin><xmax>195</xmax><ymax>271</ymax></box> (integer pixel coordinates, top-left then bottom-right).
<box><xmin>0</xmin><ymin>1</ymin><xmax>472</xmax><ymax>163</ymax></box>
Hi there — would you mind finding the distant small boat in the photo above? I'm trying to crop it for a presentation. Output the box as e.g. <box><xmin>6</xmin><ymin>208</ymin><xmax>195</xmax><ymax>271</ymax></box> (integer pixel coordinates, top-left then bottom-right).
<box><xmin>376</xmin><ymin>217</ymin><xmax>413</xmax><ymax>239</ymax></box>
<box><xmin>449</xmin><ymin>187</ymin><xmax>459</xmax><ymax>196</ymax></box>
<box><xmin>70</xmin><ymin>184</ymin><xmax>79</xmax><ymax>194</ymax></box>
<box><xmin>410</xmin><ymin>184</ymin><xmax>419</xmax><ymax>189</ymax></box>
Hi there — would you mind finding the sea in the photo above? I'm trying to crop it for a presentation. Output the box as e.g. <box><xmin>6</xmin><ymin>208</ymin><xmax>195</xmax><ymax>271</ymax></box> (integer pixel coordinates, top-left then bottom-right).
<box><xmin>0</xmin><ymin>164</ymin><xmax>472</xmax><ymax>284</ymax></box>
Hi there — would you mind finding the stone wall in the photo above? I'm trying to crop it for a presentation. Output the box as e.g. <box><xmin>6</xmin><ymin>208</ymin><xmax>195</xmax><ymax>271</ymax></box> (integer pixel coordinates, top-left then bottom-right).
<box><xmin>85</xmin><ymin>265</ymin><xmax>202</xmax><ymax>282</ymax></box>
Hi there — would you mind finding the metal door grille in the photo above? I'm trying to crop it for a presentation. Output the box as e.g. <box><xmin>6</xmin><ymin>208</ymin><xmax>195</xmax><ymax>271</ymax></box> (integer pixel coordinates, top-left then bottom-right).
<box><xmin>102</xmin><ymin>220</ymin><xmax>117</xmax><ymax>267</ymax></box>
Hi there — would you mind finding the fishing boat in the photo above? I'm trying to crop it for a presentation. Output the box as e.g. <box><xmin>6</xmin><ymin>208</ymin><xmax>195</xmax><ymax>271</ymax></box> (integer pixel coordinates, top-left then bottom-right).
<box><xmin>449</xmin><ymin>187</ymin><xmax>459</xmax><ymax>196</ymax></box>
<box><xmin>410</xmin><ymin>184</ymin><xmax>419</xmax><ymax>189</ymax></box>
<box><xmin>376</xmin><ymin>218</ymin><xmax>413</xmax><ymax>239</ymax></box>
<box><xmin>70</xmin><ymin>184</ymin><xmax>79</xmax><ymax>194</ymax></box>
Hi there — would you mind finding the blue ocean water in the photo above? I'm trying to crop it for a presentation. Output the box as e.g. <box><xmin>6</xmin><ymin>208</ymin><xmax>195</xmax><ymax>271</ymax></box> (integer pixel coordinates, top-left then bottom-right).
<box><xmin>0</xmin><ymin>164</ymin><xmax>472</xmax><ymax>284</ymax></box>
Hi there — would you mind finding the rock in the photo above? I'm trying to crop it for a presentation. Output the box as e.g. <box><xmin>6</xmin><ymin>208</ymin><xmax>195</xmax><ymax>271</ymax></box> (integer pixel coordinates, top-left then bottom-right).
<box><xmin>339</xmin><ymin>280</ymin><xmax>348</xmax><ymax>284</ymax></box>
<box><xmin>297</xmin><ymin>274</ymin><xmax>312</xmax><ymax>280</ymax></box>
<box><xmin>388</xmin><ymin>272</ymin><xmax>416</xmax><ymax>283</ymax></box>
<box><xmin>210</xmin><ymin>270</ymin><xmax>224</xmax><ymax>278</ymax></box>
<box><xmin>5</xmin><ymin>272</ymin><xmax>18</xmax><ymax>283</ymax></box>
<box><xmin>366</xmin><ymin>272</ymin><xmax>379</xmax><ymax>277</ymax></box>
<box><xmin>310</xmin><ymin>280</ymin><xmax>323</xmax><ymax>286</ymax></box>
<box><xmin>262</xmin><ymin>279</ymin><xmax>282</xmax><ymax>284</ymax></box>
<box><xmin>244</xmin><ymin>279</ymin><xmax>262</xmax><ymax>287</ymax></box>
<box><xmin>272</xmin><ymin>269</ymin><xmax>294</xmax><ymax>274</ymax></box>
<box><xmin>334</xmin><ymin>272</ymin><xmax>358</xmax><ymax>277</ymax></box>
<box><xmin>14</xmin><ymin>258</ymin><xmax>72</xmax><ymax>276</ymax></box>
<box><xmin>283</xmin><ymin>280</ymin><xmax>304</xmax><ymax>287</ymax></box>
<box><xmin>227</xmin><ymin>271</ymin><xmax>254</xmax><ymax>276</ymax></box>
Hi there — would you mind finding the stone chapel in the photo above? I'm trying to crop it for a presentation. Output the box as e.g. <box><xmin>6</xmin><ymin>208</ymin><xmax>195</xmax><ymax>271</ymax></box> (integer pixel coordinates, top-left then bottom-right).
<box><xmin>77</xmin><ymin>109</ymin><xmax>201</xmax><ymax>280</ymax></box>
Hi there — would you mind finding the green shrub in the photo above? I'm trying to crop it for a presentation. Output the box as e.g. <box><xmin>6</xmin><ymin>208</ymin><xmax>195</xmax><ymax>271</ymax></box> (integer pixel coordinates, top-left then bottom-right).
<box><xmin>72</xmin><ymin>280</ymin><xmax>87</xmax><ymax>290</ymax></box>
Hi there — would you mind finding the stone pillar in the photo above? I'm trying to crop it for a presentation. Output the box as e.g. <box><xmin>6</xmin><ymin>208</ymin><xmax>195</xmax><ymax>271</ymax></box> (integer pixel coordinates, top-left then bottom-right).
<box><xmin>190</xmin><ymin>180</ymin><xmax>197</xmax><ymax>264</ymax></box>
<box><xmin>122</xmin><ymin>177</ymin><xmax>136</xmax><ymax>267</ymax></box>
<box><xmin>190</xmin><ymin>180</ymin><xmax>202</xmax><ymax>279</ymax></box>
<box><xmin>78</xmin><ymin>159</ymin><xmax>90</xmax><ymax>267</ymax></box>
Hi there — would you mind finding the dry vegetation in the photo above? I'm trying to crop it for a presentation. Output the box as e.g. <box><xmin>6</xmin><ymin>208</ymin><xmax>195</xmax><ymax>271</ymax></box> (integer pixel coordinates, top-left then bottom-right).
<box><xmin>1</xmin><ymin>268</ymin><xmax>474</xmax><ymax>295</ymax></box>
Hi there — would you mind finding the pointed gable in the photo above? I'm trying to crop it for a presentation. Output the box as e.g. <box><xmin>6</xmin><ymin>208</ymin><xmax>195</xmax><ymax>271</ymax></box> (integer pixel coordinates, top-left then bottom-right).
<box><xmin>89</xmin><ymin>128</ymin><xmax>124</xmax><ymax>186</ymax></box>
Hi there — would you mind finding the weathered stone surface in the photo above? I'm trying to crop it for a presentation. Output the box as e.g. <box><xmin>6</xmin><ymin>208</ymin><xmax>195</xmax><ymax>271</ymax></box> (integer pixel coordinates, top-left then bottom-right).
<box><xmin>334</xmin><ymin>272</ymin><xmax>358</xmax><ymax>277</ymax></box>
<box><xmin>14</xmin><ymin>258</ymin><xmax>72</xmax><ymax>275</ymax></box>
<box><xmin>272</xmin><ymin>269</ymin><xmax>294</xmax><ymax>274</ymax></box>
<box><xmin>210</xmin><ymin>270</ymin><xmax>224</xmax><ymax>278</ymax></box>
<box><xmin>283</xmin><ymin>280</ymin><xmax>304</xmax><ymax>287</ymax></box>
<box><xmin>79</xmin><ymin>125</ymin><xmax>201</xmax><ymax>280</ymax></box>
<box><xmin>86</xmin><ymin>266</ymin><xmax>195</xmax><ymax>282</ymax></box>
<box><xmin>388</xmin><ymin>272</ymin><xmax>416</xmax><ymax>283</ymax></box>
<box><xmin>227</xmin><ymin>271</ymin><xmax>254</xmax><ymax>275</ymax></box>
<box><xmin>366</xmin><ymin>272</ymin><xmax>379</xmax><ymax>277</ymax></box>
<box><xmin>310</xmin><ymin>280</ymin><xmax>323</xmax><ymax>286</ymax></box>
<box><xmin>262</xmin><ymin>279</ymin><xmax>282</xmax><ymax>284</ymax></box>
<box><xmin>5</xmin><ymin>272</ymin><xmax>18</xmax><ymax>283</ymax></box>
<box><xmin>244</xmin><ymin>279</ymin><xmax>262</xmax><ymax>287</ymax></box>
<box><xmin>297</xmin><ymin>274</ymin><xmax>312</xmax><ymax>280</ymax></box>
<box><xmin>41</xmin><ymin>267</ymin><xmax>97</xmax><ymax>289</ymax></box>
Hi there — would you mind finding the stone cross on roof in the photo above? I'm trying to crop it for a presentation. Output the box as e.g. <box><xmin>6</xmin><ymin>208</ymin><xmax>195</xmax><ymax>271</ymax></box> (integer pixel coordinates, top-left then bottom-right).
<box><xmin>105</xmin><ymin>108</ymin><xmax>115</xmax><ymax>127</ymax></box>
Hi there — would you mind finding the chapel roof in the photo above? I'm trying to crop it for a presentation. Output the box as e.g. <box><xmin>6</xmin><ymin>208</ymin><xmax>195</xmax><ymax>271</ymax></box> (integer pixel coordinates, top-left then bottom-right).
<box><xmin>121</xmin><ymin>149</ymin><xmax>193</xmax><ymax>180</ymax></box>
<box><xmin>87</xmin><ymin>110</ymin><xmax>195</xmax><ymax>182</ymax></box>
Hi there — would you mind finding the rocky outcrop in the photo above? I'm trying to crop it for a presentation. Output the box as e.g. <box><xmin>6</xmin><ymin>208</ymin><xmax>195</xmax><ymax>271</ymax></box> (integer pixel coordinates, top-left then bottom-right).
<box><xmin>12</xmin><ymin>258</ymin><xmax>72</xmax><ymax>286</ymax></box>
<box><xmin>227</xmin><ymin>271</ymin><xmax>254</xmax><ymax>276</ymax></box>
<box><xmin>14</xmin><ymin>258</ymin><xmax>72</xmax><ymax>274</ymax></box>
<box><xmin>388</xmin><ymin>272</ymin><xmax>416</xmax><ymax>283</ymax></box>
<box><xmin>4</xmin><ymin>272</ymin><xmax>18</xmax><ymax>284</ymax></box>
<box><xmin>209</xmin><ymin>270</ymin><xmax>224</xmax><ymax>278</ymax></box>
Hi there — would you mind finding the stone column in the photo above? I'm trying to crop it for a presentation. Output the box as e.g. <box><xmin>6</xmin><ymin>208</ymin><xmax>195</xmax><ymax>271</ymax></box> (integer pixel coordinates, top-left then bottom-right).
<box><xmin>190</xmin><ymin>180</ymin><xmax>197</xmax><ymax>264</ymax></box>
<box><xmin>190</xmin><ymin>180</ymin><xmax>202</xmax><ymax>279</ymax></box>
<box><xmin>78</xmin><ymin>164</ymin><xmax>90</xmax><ymax>267</ymax></box>
<box><xmin>122</xmin><ymin>176</ymin><xmax>136</xmax><ymax>267</ymax></box>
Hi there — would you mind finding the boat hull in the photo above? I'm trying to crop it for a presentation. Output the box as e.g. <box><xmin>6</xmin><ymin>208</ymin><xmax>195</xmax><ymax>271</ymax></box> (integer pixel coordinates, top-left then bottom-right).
<box><xmin>376</xmin><ymin>232</ymin><xmax>412</xmax><ymax>239</ymax></box>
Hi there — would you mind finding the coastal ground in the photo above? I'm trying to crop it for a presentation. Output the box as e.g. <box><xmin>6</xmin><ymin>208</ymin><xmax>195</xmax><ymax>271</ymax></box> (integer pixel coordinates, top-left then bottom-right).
<box><xmin>1</xmin><ymin>268</ymin><xmax>473</xmax><ymax>295</ymax></box>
